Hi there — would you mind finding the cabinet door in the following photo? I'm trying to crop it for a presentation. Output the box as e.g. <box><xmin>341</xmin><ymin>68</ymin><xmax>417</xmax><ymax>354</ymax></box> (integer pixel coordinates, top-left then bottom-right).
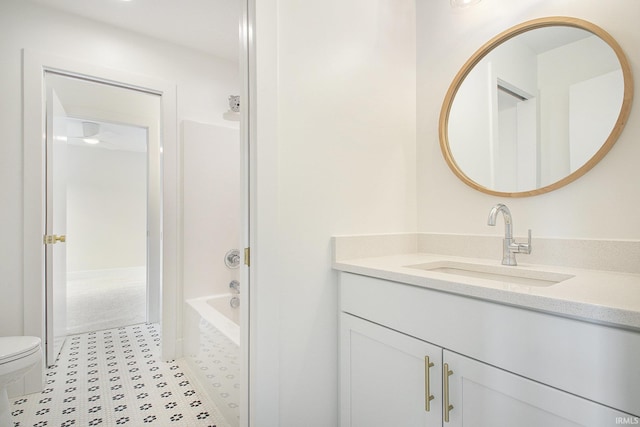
<box><xmin>443</xmin><ymin>350</ymin><xmax>634</xmax><ymax>427</ymax></box>
<box><xmin>340</xmin><ymin>313</ymin><xmax>442</xmax><ymax>427</ymax></box>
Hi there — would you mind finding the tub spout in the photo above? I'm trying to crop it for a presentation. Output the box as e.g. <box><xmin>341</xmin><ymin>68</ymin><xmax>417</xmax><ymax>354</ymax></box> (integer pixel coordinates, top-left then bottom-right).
<box><xmin>230</xmin><ymin>296</ymin><xmax>240</xmax><ymax>309</ymax></box>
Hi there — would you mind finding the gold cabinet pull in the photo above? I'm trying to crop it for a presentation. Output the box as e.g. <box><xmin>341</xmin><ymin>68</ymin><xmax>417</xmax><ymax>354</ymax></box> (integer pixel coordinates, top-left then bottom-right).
<box><xmin>424</xmin><ymin>356</ymin><xmax>435</xmax><ymax>412</ymax></box>
<box><xmin>443</xmin><ymin>363</ymin><xmax>454</xmax><ymax>422</ymax></box>
<box><xmin>44</xmin><ymin>234</ymin><xmax>66</xmax><ymax>244</ymax></box>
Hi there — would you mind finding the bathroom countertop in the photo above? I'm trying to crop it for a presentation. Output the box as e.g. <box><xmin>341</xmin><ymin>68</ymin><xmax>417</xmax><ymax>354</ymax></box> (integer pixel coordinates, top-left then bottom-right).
<box><xmin>333</xmin><ymin>253</ymin><xmax>640</xmax><ymax>331</ymax></box>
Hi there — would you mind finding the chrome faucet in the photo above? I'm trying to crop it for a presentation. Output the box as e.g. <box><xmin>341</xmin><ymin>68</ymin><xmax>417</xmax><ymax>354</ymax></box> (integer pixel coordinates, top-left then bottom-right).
<box><xmin>487</xmin><ymin>203</ymin><xmax>532</xmax><ymax>266</ymax></box>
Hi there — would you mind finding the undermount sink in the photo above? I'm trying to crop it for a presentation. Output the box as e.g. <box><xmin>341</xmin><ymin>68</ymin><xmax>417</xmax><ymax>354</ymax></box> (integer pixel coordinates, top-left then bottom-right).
<box><xmin>405</xmin><ymin>261</ymin><xmax>574</xmax><ymax>287</ymax></box>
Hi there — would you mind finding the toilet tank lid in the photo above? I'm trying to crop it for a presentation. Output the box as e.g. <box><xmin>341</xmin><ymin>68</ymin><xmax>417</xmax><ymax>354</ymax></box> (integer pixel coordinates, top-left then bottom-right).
<box><xmin>0</xmin><ymin>336</ymin><xmax>41</xmax><ymax>361</ymax></box>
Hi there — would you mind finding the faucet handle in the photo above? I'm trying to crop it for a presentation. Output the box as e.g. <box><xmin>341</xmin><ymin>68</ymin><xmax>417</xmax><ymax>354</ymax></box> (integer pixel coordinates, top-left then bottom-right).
<box><xmin>229</xmin><ymin>280</ymin><xmax>240</xmax><ymax>293</ymax></box>
<box><xmin>519</xmin><ymin>229</ymin><xmax>532</xmax><ymax>254</ymax></box>
<box><xmin>506</xmin><ymin>229</ymin><xmax>532</xmax><ymax>261</ymax></box>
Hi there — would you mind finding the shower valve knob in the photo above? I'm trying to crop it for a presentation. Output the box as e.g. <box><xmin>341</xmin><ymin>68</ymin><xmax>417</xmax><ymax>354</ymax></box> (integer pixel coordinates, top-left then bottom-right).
<box><xmin>224</xmin><ymin>249</ymin><xmax>241</xmax><ymax>268</ymax></box>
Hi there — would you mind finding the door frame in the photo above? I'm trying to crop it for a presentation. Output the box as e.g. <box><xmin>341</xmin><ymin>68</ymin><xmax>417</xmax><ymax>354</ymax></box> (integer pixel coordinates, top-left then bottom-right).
<box><xmin>22</xmin><ymin>49</ymin><xmax>178</xmax><ymax>394</ymax></box>
<box><xmin>44</xmin><ymin>73</ymin><xmax>162</xmax><ymax>360</ymax></box>
<box><xmin>241</xmin><ymin>0</ymin><xmax>255</xmax><ymax>425</ymax></box>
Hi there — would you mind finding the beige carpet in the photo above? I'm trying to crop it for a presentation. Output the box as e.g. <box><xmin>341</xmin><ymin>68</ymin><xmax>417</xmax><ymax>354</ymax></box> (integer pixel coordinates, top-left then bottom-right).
<box><xmin>66</xmin><ymin>266</ymin><xmax>147</xmax><ymax>335</ymax></box>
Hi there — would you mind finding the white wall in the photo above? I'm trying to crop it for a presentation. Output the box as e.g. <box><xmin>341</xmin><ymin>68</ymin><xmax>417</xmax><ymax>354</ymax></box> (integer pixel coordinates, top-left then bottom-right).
<box><xmin>417</xmin><ymin>0</ymin><xmax>640</xmax><ymax>239</ymax></box>
<box><xmin>0</xmin><ymin>0</ymin><xmax>238</xmax><ymax>337</ymax></box>
<box><xmin>253</xmin><ymin>0</ymin><xmax>416</xmax><ymax>425</ymax></box>
<box><xmin>182</xmin><ymin>121</ymin><xmax>240</xmax><ymax>300</ymax></box>
<box><xmin>66</xmin><ymin>145</ymin><xmax>147</xmax><ymax>271</ymax></box>
<box><xmin>251</xmin><ymin>1</ymin><xmax>640</xmax><ymax>425</ymax></box>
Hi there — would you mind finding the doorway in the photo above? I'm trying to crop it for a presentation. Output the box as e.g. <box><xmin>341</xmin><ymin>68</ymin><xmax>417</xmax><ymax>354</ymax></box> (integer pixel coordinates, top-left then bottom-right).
<box><xmin>23</xmin><ymin>50</ymin><xmax>179</xmax><ymax>394</ymax></box>
<box><xmin>43</xmin><ymin>72</ymin><xmax>163</xmax><ymax>365</ymax></box>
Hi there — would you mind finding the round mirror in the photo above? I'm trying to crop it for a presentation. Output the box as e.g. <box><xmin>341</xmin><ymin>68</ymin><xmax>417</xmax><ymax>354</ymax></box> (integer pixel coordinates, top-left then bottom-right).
<box><xmin>439</xmin><ymin>17</ymin><xmax>633</xmax><ymax>197</ymax></box>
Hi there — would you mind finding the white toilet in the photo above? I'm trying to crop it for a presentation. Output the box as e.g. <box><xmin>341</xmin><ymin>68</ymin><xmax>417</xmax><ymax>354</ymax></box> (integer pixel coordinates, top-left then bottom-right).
<box><xmin>0</xmin><ymin>336</ymin><xmax>42</xmax><ymax>427</ymax></box>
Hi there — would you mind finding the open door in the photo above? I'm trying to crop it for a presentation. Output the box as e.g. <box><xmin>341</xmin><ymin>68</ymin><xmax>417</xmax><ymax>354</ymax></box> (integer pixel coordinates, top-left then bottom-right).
<box><xmin>44</xmin><ymin>82</ymin><xmax>69</xmax><ymax>366</ymax></box>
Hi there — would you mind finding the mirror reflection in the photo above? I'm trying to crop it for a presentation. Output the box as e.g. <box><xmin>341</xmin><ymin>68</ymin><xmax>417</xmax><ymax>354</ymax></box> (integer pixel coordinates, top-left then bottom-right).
<box><xmin>441</xmin><ymin>18</ymin><xmax>633</xmax><ymax>196</ymax></box>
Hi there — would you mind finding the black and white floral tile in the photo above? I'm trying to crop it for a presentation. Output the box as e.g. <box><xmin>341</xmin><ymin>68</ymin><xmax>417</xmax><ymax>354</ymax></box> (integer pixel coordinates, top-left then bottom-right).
<box><xmin>10</xmin><ymin>323</ymin><xmax>231</xmax><ymax>427</ymax></box>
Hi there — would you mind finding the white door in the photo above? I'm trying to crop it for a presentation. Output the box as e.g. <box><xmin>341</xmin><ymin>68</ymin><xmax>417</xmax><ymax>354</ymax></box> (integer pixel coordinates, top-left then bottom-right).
<box><xmin>340</xmin><ymin>313</ymin><xmax>442</xmax><ymax>427</ymax></box>
<box><xmin>45</xmin><ymin>84</ymin><xmax>69</xmax><ymax>366</ymax></box>
<box><xmin>444</xmin><ymin>350</ymin><xmax>632</xmax><ymax>427</ymax></box>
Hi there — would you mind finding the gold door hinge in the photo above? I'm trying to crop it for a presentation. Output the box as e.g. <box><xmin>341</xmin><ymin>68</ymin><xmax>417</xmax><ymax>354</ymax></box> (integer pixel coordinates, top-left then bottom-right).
<box><xmin>44</xmin><ymin>234</ymin><xmax>66</xmax><ymax>245</ymax></box>
<box><xmin>244</xmin><ymin>247</ymin><xmax>250</xmax><ymax>267</ymax></box>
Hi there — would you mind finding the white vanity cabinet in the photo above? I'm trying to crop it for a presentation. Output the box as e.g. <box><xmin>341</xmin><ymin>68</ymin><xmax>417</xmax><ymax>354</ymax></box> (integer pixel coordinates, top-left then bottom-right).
<box><xmin>443</xmin><ymin>350</ymin><xmax>628</xmax><ymax>426</ymax></box>
<box><xmin>340</xmin><ymin>314</ymin><xmax>443</xmax><ymax>427</ymax></box>
<box><xmin>339</xmin><ymin>272</ymin><xmax>640</xmax><ymax>427</ymax></box>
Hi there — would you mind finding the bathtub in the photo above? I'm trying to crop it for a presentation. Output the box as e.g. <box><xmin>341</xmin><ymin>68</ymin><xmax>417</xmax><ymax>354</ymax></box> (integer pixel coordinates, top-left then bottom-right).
<box><xmin>184</xmin><ymin>294</ymin><xmax>240</xmax><ymax>427</ymax></box>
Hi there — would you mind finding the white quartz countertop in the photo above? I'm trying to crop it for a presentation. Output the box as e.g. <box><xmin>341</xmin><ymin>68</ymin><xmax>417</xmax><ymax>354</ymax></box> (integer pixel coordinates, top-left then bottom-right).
<box><xmin>334</xmin><ymin>252</ymin><xmax>640</xmax><ymax>330</ymax></box>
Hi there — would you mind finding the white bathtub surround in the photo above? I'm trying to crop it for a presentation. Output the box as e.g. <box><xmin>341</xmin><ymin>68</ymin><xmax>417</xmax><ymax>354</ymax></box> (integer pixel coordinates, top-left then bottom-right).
<box><xmin>332</xmin><ymin>233</ymin><xmax>640</xmax><ymax>330</ymax></box>
<box><xmin>66</xmin><ymin>267</ymin><xmax>147</xmax><ymax>335</ymax></box>
<box><xmin>183</xmin><ymin>295</ymin><xmax>241</xmax><ymax>426</ymax></box>
<box><xmin>182</xmin><ymin>121</ymin><xmax>241</xmax><ymax>302</ymax></box>
<box><xmin>9</xmin><ymin>323</ymin><xmax>228</xmax><ymax>427</ymax></box>
<box><xmin>181</xmin><ymin>119</ymin><xmax>242</xmax><ymax>425</ymax></box>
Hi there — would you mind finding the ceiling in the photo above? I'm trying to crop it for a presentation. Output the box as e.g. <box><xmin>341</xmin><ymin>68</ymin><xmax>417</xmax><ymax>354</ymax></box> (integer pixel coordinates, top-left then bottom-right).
<box><xmin>28</xmin><ymin>0</ymin><xmax>241</xmax><ymax>61</ymax></box>
<box><xmin>48</xmin><ymin>72</ymin><xmax>160</xmax><ymax>153</ymax></box>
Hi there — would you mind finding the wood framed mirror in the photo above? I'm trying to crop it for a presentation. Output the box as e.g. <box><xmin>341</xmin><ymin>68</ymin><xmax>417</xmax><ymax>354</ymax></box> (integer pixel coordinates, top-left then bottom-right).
<box><xmin>439</xmin><ymin>17</ymin><xmax>633</xmax><ymax>197</ymax></box>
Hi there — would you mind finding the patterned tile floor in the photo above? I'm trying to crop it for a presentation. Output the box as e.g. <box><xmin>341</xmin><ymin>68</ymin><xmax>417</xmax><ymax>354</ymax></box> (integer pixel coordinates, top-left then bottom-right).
<box><xmin>10</xmin><ymin>323</ymin><xmax>230</xmax><ymax>427</ymax></box>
